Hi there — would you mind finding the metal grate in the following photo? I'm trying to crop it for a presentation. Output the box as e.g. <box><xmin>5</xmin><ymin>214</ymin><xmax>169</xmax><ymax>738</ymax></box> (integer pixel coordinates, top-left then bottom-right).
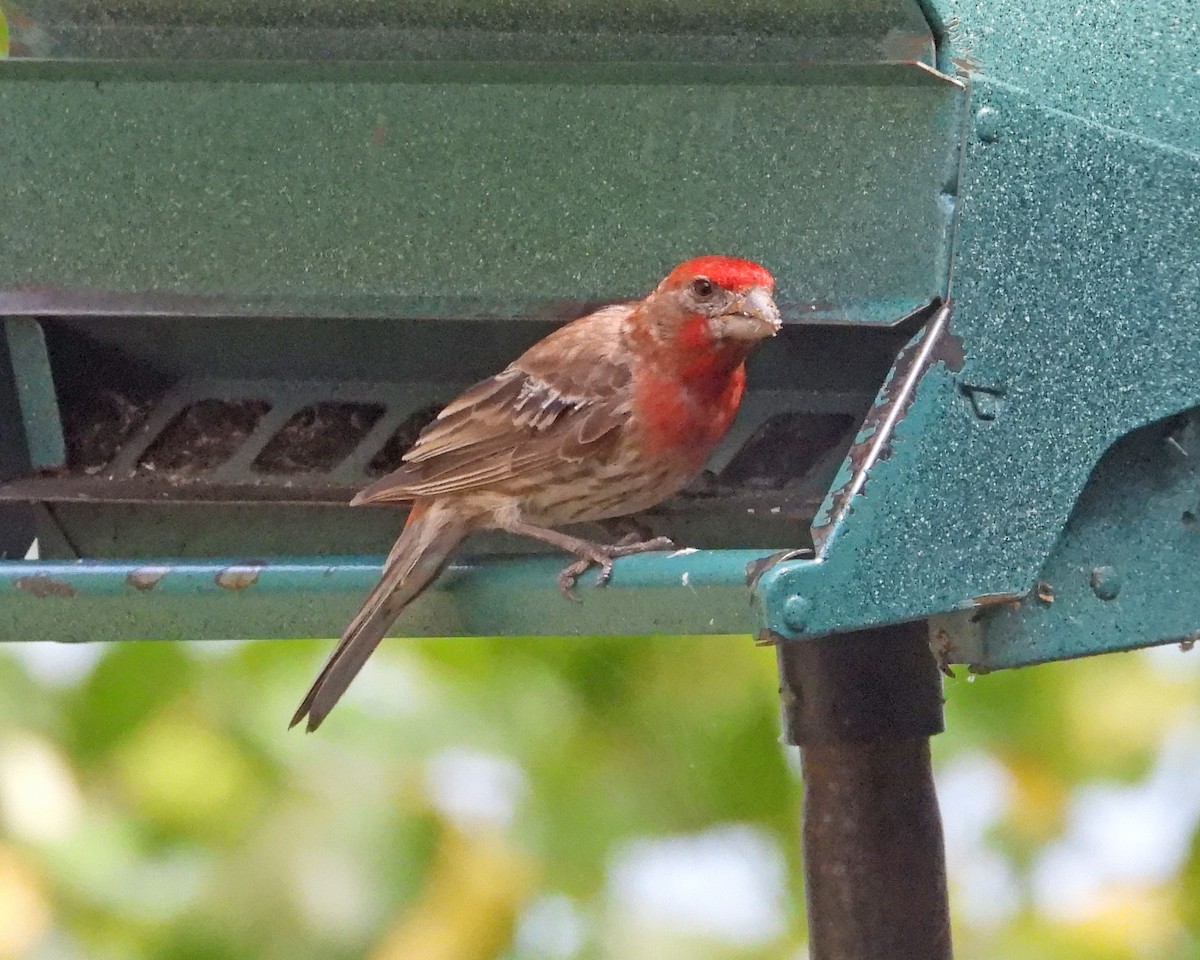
<box><xmin>5</xmin><ymin>375</ymin><xmax>854</xmax><ymax>519</ymax></box>
<box><xmin>0</xmin><ymin>305</ymin><xmax>937</xmax><ymax>556</ymax></box>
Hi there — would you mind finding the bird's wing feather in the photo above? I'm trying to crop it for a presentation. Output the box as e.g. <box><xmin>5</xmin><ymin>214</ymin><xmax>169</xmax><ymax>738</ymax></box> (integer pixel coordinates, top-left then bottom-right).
<box><xmin>353</xmin><ymin>304</ymin><xmax>635</xmax><ymax>504</ymax></box>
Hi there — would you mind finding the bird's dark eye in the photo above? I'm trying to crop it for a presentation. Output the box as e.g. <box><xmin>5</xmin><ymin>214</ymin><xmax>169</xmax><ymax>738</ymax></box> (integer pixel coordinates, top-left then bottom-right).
<box><xmin>691</xmin><ymin>277</ymin><xmax>715</xmax><ymax>298</ymax></box>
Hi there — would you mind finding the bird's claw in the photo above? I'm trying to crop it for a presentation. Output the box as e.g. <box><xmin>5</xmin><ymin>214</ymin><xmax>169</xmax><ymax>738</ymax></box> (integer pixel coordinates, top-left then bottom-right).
<box><xmin>557</xmin><ymin>564</ymin><xmax>588</xmax><ymax>602</ymax></box>
<box><xmin>556</xmin><ymin>536</ymin><xmax>676</xmax><ymax>599</ymax></box>
<box><xmin>593</xmin><ymin>559</ymin><xmax>616</xmax><ymax>588</ymax></box>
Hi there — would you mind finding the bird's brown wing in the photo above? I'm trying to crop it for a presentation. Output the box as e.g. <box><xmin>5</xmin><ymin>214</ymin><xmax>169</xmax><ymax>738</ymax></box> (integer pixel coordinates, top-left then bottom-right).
<box><xmin>353</xmin><ymin>305</ymin><xmax>634</xmax><ymax>504</ymax></box>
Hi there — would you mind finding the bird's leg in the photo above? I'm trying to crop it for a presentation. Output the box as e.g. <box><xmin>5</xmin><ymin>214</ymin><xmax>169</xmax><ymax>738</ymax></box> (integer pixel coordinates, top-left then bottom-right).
<box><xmin>563</xmin><ymin>532</ymin><xmax>677</xmax><ymax>590</ymax></box>
<box><xmin>501</xmin><ymin>520</ymin><xmax>674</xmax><ymax>601</ymax></box>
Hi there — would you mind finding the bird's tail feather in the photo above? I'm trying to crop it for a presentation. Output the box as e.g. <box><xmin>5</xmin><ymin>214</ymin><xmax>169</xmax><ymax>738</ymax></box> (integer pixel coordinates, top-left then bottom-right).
<box><xmin>290</xmin><ymin>502</ymin><xmax>468</xmax><ymax>732</ymax></box>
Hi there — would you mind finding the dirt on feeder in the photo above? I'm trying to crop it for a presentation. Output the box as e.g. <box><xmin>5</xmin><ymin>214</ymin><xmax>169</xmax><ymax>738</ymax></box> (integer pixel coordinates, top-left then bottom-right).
<box><xmin>62</xmin><ymin>388</ymin><xmax>155</xmax><ymax>474</ymax></box>
<box><xmin>254</xmin><ymin>402</ymin><xmax>385</xmax><ymax>473</ymax></box>
<box><xmin>139</xmin><ymin>399</ymin><xmax>270</xmax><ymax>474</ymax></box>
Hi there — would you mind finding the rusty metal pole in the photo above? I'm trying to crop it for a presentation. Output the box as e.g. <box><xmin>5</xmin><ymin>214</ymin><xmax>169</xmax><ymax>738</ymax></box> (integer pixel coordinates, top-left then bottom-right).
<box><xmin>776</xmin><ymin>621</ymin><xmax>951</xmax><ymax>960</ymax></box>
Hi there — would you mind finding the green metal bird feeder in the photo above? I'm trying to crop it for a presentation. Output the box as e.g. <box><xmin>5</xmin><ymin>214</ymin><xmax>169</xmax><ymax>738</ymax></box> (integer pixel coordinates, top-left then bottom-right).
<box><xmin>2</xmin><ymin>0</ymin><xmax>1197</xmax><ymax>955</ymax></box>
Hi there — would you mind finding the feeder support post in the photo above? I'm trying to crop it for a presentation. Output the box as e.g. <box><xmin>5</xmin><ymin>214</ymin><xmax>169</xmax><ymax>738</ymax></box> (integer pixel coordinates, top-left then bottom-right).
<box><xmin>776</xmin><ymin>621</ymin><xmax>951</xmax><ymax>960</ymax></box>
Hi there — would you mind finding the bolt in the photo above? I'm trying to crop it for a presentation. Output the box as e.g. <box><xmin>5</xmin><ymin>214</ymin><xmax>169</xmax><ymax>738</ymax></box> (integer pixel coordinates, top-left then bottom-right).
<box><xmin>975</xmin><ymin>106</ymin><xmax>1000</xmax><ymax>143</ymax></box>
<box><xmin>783</xmin><ymin>595</ymin><xmax>811</xmax><ymax>632</ymax></box>
<box><xmin>1089</xmin><ymin>565</ymin><xmax>1121</xmax><ymax>601</ymax></box>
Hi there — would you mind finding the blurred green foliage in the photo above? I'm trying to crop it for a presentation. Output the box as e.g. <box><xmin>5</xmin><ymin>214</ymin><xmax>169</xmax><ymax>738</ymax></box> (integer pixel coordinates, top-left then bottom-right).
<box><xmin>1</xmin><ymin>634</ymin><xmax>1199</xmax><ymax>959</ymax></box>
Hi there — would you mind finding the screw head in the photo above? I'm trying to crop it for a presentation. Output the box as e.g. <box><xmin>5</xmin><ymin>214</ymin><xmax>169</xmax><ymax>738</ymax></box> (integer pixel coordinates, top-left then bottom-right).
<box><xmin>1089</xmin><ymin>565</ymin><xmax>1121</xmax><ymax>601</ymax></box>
<box><xmin>783</xmin><ymin>595</ymin><xmax>810</xmax><ymax>632</ymax></box>
<box><xmin>976</xmin><ymin>106</ymin><xmax>1000</xmax><ymax>143</ymax></box>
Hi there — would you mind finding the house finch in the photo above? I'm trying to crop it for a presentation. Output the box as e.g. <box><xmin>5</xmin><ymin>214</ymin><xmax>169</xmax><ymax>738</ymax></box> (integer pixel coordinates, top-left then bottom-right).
<box><xmin>292</xmin><ymin>255</ymin><xmax>780</xmax><ymax>730</ymax></box>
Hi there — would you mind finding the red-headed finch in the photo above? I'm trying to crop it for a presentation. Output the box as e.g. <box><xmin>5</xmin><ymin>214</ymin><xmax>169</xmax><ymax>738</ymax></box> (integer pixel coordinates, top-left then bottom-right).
<box><xmin>293</xmin><ymin>255</ymin><xmax>780</xmax><ymax>730</ymax></box>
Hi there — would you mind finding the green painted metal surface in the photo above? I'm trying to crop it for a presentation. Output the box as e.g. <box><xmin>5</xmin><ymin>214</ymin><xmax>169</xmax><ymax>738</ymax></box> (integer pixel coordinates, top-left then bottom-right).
<box><xmin>3</xmin><ymin>318</ymin><xmax>65</xmax><ymax>471</ymax></box>
<box><xmin>932</xmin><ymin>407</ymin><xmax>1200</xmax><ymax>669</ymax></box>
<box><xmin>0</xmin><ymin>62</ymin><xmax>957</xmax><ymax>323</ymax></box>
<box><xmin>756</xmin><ymin>0</ymin><xmax>1200</xmax><ymax>660</ymax></box>
<box><xmin>4</xmin><ymin>0</ymin><xmax>935</xmax><ymax>63</ymax></box>
<box><xmin>929</xmin><ymin>0</ymin><xmax>1198</xmax><ymax>153</ymax></box>
<box><xmin>0</xmin><ymin>549</ymin><xmax>764</xmax><ymax>642</ymax></box>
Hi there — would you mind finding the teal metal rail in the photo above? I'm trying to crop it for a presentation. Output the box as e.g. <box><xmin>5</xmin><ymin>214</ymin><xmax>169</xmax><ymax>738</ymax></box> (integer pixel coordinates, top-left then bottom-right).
<box><xmin>0</xmin><ymin>549</ymin><xmax>765</xmax><ymax>642</ymax></box>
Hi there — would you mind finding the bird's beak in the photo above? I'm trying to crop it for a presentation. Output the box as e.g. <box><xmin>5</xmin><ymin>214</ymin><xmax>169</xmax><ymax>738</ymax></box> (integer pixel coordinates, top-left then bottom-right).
<box><xmin>715</xmin><ymin>286</ymin><xmax>783</xmax><ymax>341</ymax></box>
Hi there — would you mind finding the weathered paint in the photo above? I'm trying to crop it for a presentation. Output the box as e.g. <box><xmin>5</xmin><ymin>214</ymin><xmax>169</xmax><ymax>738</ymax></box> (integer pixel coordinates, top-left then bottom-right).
<box><xmin>214</xmin><ymin>565</ymin><xmax>262</xmax><ymax>591</ymax></box>
<box><xmin>810</xmin><ymin>299</ymin><xmax>961</xmax><ymax>552</ymax></box>
<box><xmin>126</xmin><ymin>566</ymin><xmax>169</xmax><ymax>591</ymax></box>
<box><xmin>14</xmin><ymin>573</ymin><xmax>75</xmax><ymax>597</ymax></box>
<box><xmin>0</xmin><ymin>549</ymin><xmax>771</xmax><ymax>642</ymax></box>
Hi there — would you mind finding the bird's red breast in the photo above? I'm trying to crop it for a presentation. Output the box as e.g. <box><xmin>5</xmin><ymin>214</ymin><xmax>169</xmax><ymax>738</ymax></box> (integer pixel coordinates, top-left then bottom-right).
<box><xmin>632</xmin><ymin>362</ymin><xmax>746</xmax><ymax>470</ymax></box>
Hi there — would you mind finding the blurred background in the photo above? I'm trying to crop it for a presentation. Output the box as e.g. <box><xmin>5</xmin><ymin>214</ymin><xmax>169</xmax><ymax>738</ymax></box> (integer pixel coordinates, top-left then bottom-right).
<box><xmin>1</xmin><ymin>633</ymin><xmax>1200</xmax><ymax>959</ymax></box>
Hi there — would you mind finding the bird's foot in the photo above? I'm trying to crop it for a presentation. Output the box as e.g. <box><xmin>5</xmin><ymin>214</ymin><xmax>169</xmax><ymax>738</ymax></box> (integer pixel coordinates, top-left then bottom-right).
<box><xmin>557</xmin><ymin>534</ymin><xmax>676</xmax><ymax>601</ymax></box>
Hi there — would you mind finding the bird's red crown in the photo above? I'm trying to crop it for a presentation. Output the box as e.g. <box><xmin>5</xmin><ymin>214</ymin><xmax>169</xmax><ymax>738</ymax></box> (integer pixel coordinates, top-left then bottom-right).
<box><xmin>661</xmin><ymin>255</ymin><xmax>774</xmax><ymax>293</ymax></box>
